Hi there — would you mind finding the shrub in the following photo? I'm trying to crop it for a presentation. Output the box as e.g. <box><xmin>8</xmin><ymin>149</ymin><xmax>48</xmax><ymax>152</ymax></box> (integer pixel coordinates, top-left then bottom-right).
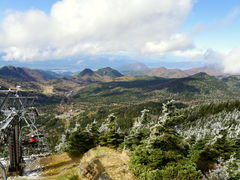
<box><xmin>158</xmin><ymin>160</ymin><xmax>202</xmax><ymax>180</ymax></box>
<box><xmin>65</xmin><ymin>129</ymin><xmax>96</xmax><ymax>158</ymax></box>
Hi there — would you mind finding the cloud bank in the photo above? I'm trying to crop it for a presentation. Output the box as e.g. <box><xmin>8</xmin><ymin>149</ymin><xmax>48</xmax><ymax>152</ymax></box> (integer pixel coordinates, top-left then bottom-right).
<box><xmin>222</xmin><ymin>48</ymin><xmax>240</xmax><ymax>74</ymax></box>
<box><xmin>0</xmin><ymin>0</ymin><xmax>194</xmax><ymax>61</ymax></box>
<box><xmin>143</xmin><ymin>34</ymin><xmax>195</xmax><ymax>55</ymax></box>
<box><xmin>199</xmin><ymin>48</ymin><xmax>240</xmax><ymax>74</ymax></box>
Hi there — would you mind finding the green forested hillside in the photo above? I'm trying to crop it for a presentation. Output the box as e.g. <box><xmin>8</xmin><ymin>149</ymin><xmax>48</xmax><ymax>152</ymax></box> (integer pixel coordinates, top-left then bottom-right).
<box><xmin>55</xmin><ymin>100</ymin><xmax>240</xmax><ymax>180</ymax></box>
<box><xmin>73</xmin><ymin>73</ymin><xmax>238</xmax><ymax>104</ymax></box>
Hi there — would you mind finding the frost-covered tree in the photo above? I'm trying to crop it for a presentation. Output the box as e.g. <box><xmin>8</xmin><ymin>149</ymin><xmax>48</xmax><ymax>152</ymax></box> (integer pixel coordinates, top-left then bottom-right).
<box><xmin>138</xmin><ymin>109</ymin><xmax>150</xmax><ymax>124</ymax></box>
<box><xmin>55</xmin><ymin>122</ymin><xmax>80</xmax><ymax>152</ymax></box>
<box><xmin>98</xmin><ymin>113</ymin><xmax>124</xmax><ymax>148</ymax></box>
<box><xmin>159</xmin><ymin>99</ymin><xmax>184</xmax><ymax>128</ymax></box>
<box><xmin>98</xmin><ymin>113</ymin><xmax>117</xmax><ymax>133</ymax></box>
<box><xmin>85</xmin><ymin>120</ymin><xmax>98</xmax><ymax>135</ymax></box>
<box><xmin>147</xmin><ymin>100</ymin><xmax>185</xmax><ymax>149</ymax></box>
<box><xmin>205</xmin><ymin>155</ymin><xmax>240</xmax><ymax>180</ymax></box>
<box><xmin>161</xmin><ymin>100</ymin><xmax>176</xmax><ymax>119</ymax></box>
<box><xmin>124</xmin><ymin>109</ymin><xmax>151</xmax><ymax>149</ymax></box>
<box><xmin>55</xmin><ymin>134</ymin><xmax>67</xmax><ymax>152</ymax></box>
<box><xmin>176</xmin><ymin>104</ymin><xmax>240</xmax><ymax>178</ymax></box>
<box><xmin>85</xmin><ymin>120</ymin><xmax>100</xmax><ymax>145</ymax></box>
<box><xmin>130</xmin><ymin>100</ymin><xmax>201</xmax><ymax>179</ymax></box>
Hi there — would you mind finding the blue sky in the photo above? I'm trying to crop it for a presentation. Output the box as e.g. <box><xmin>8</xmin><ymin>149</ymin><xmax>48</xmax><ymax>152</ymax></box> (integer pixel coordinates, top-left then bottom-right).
<box><xmin>183</xmin><ymin>0</ymin><xmax>240</xmax><ymax>51</ymax></box>
<box><xmin>0</xmin><ymin>0</ymin><xmax>56</xmax><ymax>18</ymax></box>
<box><xmin>0</xmin><ymin>0</ymin><xmax>239</xmax><ymax>72</ymax></box>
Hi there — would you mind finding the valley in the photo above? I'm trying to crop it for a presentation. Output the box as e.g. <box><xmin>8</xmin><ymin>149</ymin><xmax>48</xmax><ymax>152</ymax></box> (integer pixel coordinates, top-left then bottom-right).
<box><xmin>1</xmin><ymin>65</ymin><xmax>240</xmax><ymax>180</ymax></box>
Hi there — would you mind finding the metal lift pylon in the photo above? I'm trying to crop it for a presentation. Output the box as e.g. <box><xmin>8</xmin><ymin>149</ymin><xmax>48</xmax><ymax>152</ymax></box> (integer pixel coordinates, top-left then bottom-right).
<box><xmin>8</xmin><ymin>114</ymin><xmax>22</xmax><ymax>175</ymax></box>
<box><xmin>0</xmin><ymin>88</ymin><xmax>39</xmax><ymax>178</ymax></box>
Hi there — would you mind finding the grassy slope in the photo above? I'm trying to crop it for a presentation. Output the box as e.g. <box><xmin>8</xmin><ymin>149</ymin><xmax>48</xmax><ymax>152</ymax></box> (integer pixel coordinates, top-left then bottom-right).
<box><xmin>39</xmin><ymin>153</ymin><xmax>80</xmax><ymax>180</ymax></box>
<box><xmin>16</xmin><ymin>147</ymin><xmax>135</xmax><ymax>180</ymax></box>
<box><xmin>79</xmin><ymin>147</ymin><xmax>136</xmax><ymax>180</ymax></box>
<box><xmin>14</xmin><ymin>153</ymin><xmax>80</xmax><ymax>180</ymax></box>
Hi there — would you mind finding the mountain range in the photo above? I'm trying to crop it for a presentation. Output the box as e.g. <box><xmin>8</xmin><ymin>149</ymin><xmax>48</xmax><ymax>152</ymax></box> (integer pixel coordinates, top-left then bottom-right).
<box><xmin>0</xmin><ymin>63</ymin><xmax>226</xmax><ymax>81</ymax></box>
<box><xmin>120</xmin><ymin>64</ymin><xmax>226</xmax><ymax>78</ymax></box>
<box><xmin>0</xmin><ymin>66</ymin><xmax>124</xmax><ymax>93</ymax></box>
<box><xmin>73</xmin><ymin>72</ymin><xmax>240</xmax><ymax>104</ymax></box>
<box><xmin>0</xmin><ymin>65</ymin><xmax>233</xmax><ymax>100</ymax></box>
<box><xmin>0</xmin><ymin>54</ymin><xmax>206</xmax><ymax>71</ymax></box>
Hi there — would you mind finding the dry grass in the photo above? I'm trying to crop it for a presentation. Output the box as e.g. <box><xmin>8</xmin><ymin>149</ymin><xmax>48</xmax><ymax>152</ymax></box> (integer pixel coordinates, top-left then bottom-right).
<box><xmin>80</xmin><ymin>146</ymin><xmax>136</xmax><ymax>180</ymax></box>
<box><xmin>12</xmin><ymin>147</ymin><xmax>136</xmax><ymax>180</ymax></box>
<box><xmin>39</xmin><ymin>153</ymin><xmax>80</xmax><ymax>178</ymax></box>
<box><xmin>38</xmin><ymin>147</ymin><xmax>136</xmax><ymax>180</ymax></box>
<box><xmin>40</xmin><ymin>85</ymin><xmax>54</xmax><ymax>94</ymax></box>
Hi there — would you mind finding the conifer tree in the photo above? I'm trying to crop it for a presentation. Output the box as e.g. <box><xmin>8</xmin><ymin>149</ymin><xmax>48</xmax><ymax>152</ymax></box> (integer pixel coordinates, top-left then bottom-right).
<box><xmin>98</xmin><ymin>113</ymin><xmax>124</xmax><ymax>148</ymax></box>
<box><xmin>130</xmin><ymin>100</ymin><xmax>202</xmax><ymax>179</ymax></box>
<box><xmin>65</xmin><ymin>129</ymin><xmax>95</xmax><ymax>158</ymax></box>
<box><xmin>85</xmin><ymin>120</ymin><xmax>99</xmax><ymax>144</ymax></box>
<box><xmin>124</xmin><ymin>109</ymin><xmax>151</xmax><ymax>149</ymax></box>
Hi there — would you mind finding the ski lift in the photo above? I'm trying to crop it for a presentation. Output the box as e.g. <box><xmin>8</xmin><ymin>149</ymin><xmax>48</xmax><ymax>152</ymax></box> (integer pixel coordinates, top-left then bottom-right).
<box><xmin>32</xmin><ymin>134</ymin><xmax>44</xmax><ymax>138</ymax></box>
<box><xmin>22</xmin><ymin>133</ymin><xmax>48</xmax><ymax>155</ymax></box>
<box><xmin>0</xmin><ymin>89</ymin><xmax>50</xmax><ymax>177</ymax></box>
<box><xmin>29</xmin><ymin>134</ymin><xmax>44</xmax><ymax>143</ymax></box>
<box><xmin>29</xmin><ymin>136</ymin><xmax>37</xmax><ymax>143</ymax></box>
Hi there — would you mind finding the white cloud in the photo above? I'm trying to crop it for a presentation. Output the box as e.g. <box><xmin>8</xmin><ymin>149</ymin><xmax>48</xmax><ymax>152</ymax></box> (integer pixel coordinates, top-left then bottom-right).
<box><xmin>203</xmin><ymin>49</ymin><xmax>224</xmax><ymax>64</ymax></box>
<box><xmin>222</xmin><ymin>48</ymin><xmax>240</xmax><ymax>74</ymax></box>
<box><xmin>172</xmin><ymin>49</ymin><xmax>205</xmax><ymax>59</ymax></box>
<box><xmin>200</xmin><ymin>47</ymin><xmax>240</xmax><ymax>74</ymax></box>
<box><xmin>0</xmin><ymin>0</ymin><xmax>193</xmax><ymax>61</ymax></box>
<box><xmin>142</xmin><ymin>34</ymin><xmax>194</xmax><ymax>55</ymax></box>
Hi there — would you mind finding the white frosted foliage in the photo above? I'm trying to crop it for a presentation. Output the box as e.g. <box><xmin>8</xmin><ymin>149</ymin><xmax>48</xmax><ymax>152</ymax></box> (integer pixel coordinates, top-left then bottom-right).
<box><xmin>178</xmin><ymin>109</ymin><xmax>240</xmax><ymax>142</ymax></box>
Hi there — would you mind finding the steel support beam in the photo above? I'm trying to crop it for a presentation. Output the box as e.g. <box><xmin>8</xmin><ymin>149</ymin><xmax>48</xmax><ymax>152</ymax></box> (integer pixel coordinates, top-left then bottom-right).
<box><xmin>8</xmin><ymin>115</ymin><xmax>23</xmax><ymax>175</ymax></box>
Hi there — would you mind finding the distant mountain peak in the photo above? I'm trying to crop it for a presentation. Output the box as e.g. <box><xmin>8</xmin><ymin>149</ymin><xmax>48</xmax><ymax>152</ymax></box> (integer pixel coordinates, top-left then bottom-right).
<box><xmin>130</xmin><ymin>63</ymin><xmax>149</xmax><ymax>71</ymax></box>
<box><xmin>190</xmin><ymin>72</ymin><xmax>212</xmax><ymax>79</ymax></box>
<box><xmin>96</xmin><ymin>67</ymin><xmax>123</xmax><ymax>78</ymax></box>
<box><xmin>145</xmin><ymin>67</ymin><xmax>188</xmax><ymax>78</ymax></box>
<box><xmin>185</xmin><ymin>66</ymin><xmax>225</xmax><ymax>77</ymax></box>
<box><xmin>74</xmin><ymin>67</ymin><xmax>123</xmax><ymax>84</ymax></box>
<box><xmin>79</xmin><ymin>68</ymin><xmax>94</xmax><ymax>76</ymax></box>
<box><xmin>120</xmin><ymin>62</ymin><xmax>149</xmax><ymax>75</ymax></box>
<box><xmin>0</xmin><ymin>66</ymin><xmax>35</xmax><ymax>81</ymax></box>
<box><xmin>0</xmin><ymin>65</ymin><xmax>59</xmax><ymax>82</ymax></box>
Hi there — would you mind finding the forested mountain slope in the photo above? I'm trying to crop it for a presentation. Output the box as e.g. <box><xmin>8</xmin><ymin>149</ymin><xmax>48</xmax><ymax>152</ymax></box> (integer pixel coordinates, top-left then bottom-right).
<box><xmin>73</xmin><ymin>72</ymin><xmax>239</xmax><ymax>104</ymax></box>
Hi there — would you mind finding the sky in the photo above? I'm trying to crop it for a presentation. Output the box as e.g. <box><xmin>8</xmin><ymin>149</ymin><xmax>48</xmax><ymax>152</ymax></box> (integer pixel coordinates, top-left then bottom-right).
<box><xmin>0</xmin><ymin>0</ymin><xmax>239</xmax><ymax>73</ymax></box>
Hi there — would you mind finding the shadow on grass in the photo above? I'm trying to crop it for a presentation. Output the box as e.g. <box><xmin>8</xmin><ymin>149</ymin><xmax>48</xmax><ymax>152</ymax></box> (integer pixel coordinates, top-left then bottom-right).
<box><xmin>26</xmin><ymin>159</ymin><xmax>79</xmax><ymax>177</ymax></box>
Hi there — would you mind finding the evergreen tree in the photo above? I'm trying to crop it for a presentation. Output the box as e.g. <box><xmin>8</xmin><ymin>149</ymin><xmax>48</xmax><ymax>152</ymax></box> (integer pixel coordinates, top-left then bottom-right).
<box><xmin>130</xmin><ymin>100</ymin><xmax>202</xmax><ymax>179</ymax></box>
<box><xmin>85</xmin><ymin>120</ymin><xmax>100</xmax><ymax>144</ymax></box>
<box><xmin>98</xmin><ymin>113</ymin><xmax>124</xmax><ymax>148</ymax></box>
<box><xmin>64</xmin><ymin>128</ymin><xmax>95</xmax><ymax>158</ymax></box>
<box><xmin>124</xmin><ymin>109</ymin><xmax>151</xmax><ymax>149</ymax></box>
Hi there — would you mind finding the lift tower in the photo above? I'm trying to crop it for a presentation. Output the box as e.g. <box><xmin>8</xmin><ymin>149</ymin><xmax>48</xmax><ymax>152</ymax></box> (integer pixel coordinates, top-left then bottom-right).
<box><xmin>0</xmin><ymin>89</ymin><xmax>37</xmax><ymax>177</ymax></box>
